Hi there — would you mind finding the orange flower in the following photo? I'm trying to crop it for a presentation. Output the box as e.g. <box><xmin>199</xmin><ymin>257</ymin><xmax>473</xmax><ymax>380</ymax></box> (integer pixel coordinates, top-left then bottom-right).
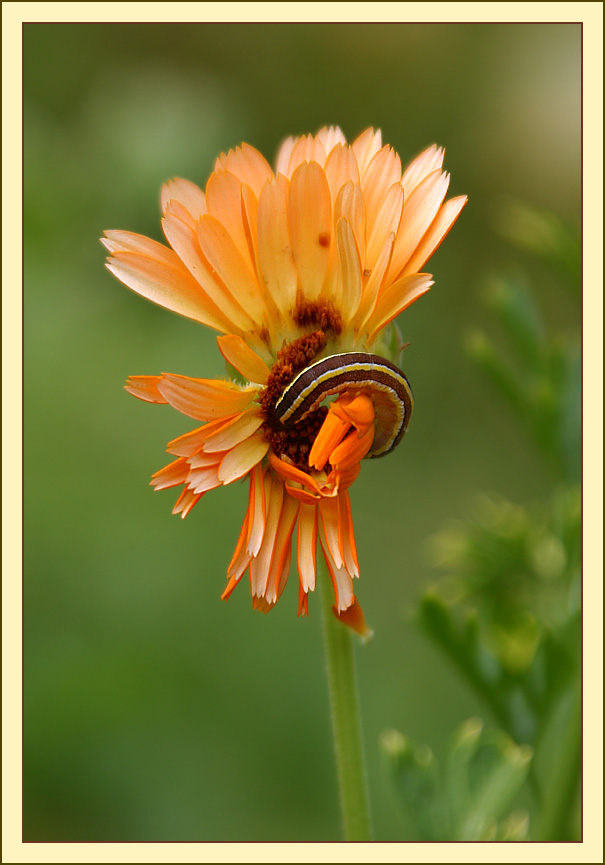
<box><xmin>102</xmin><ymin>127</ymin><xmax>466</xmax><ymax>634</ymax></box>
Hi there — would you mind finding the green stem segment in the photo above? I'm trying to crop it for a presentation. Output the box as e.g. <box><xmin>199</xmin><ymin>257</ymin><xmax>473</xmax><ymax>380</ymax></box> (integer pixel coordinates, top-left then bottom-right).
<box><xmin>533</xmin><ymin>681</ymin><xmax>582</xmax><ymax>841</ymax></box>
<box><xmin>319</xmin><ymin>568</ymin><xmax>372</xmax><ymax>841</ymax></box>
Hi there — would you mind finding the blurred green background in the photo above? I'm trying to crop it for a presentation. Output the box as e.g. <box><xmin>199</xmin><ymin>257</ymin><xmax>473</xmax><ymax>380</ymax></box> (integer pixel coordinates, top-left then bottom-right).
<box><xmin>24</xmin><ymin>22</ymin><xmax>580</xmax><ymax>841</ymax></box>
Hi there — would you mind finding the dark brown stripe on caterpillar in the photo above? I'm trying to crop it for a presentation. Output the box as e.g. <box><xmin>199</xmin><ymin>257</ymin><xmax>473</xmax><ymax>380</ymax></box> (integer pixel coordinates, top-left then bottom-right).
<box><xmin>274</xmin><ymin>352</ymin><xmax>413</xmax><ymax>458</ymax></box>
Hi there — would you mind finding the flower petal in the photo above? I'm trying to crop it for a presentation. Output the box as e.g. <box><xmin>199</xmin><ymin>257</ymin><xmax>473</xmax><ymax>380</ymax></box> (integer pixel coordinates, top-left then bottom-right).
<box><xmin>104</xmin><ymin>234</ymin><xmax>233</xmax><ymax>333</ymax></box>
<box><xmin>297</xmin><ymin>501</ymin><xmax>318</xmax><ymax>592</ymax></box>
<box><xmin>124</xmin><ymin>375</ymin><xmax>168</xmax><ymax>403</ymax></box>
<box><xmin>401</xmin><ymin>144</ymin><xmax>445</xmax><ymax>197</ymax></box>
<box><xmin>214</xmin><ymin>143</ymin><xmax>274</xmax><ymax>198</ymax></box>
<box><xmin>402</xmin><ymin>195</ymin><xmax>468</xmax><ymax>276</ymax></box>
<box><xmin>351</xmin><ymin>128</ymin><xmax>383</xmax><ymax>176</ymax></box>
<box><xmin>366</xmin><ymin>273</ymin><xmax>434</xmax><ymax>342</ymax></box>
<box><xmin>158</xmin><ymin>374</ymin><xmax>257</xmax><ymax>421</ymax></box>
<box><xmin>161</xmin><ymin>206</ymin><xmax>254</xmax><ymax>332</ymax></box>
<box><xmin>160</xmin><ymin>177</ymin><xmax>207</xmax><ymax>220</ymax></box>
<box><xmin>217</xmin><ymin>432</ymin><xmax>269</xmax><ymax>484</ymax></box>
<box><xmin>257</xmin><ymin>175</ymin><xmax>298</xmax><ymax>318</ymax></box>
<box><xmin>216</xmin><ymin>335</ymin><xmax>271</xmax><ymax>384</ymax></box>
<box><xmin>337</xmin><ymin>218</ymin><xmax>363</xmax><ymax>324</ymax></box>
<box><xmin>389</xmin><ymin>169</ymin><xmax>450</xmax><ymax>280</ymax></box>
<box><xmin>289</xmin><ymin>162</ymin><xmax>332</xmax><ymax>300</ymax></box>
<box><xmin>197</xmin><ymin>214</ymin><xmax>268</xmax><ymax>327</ymax></box>
<box><xmin>202</xmin><ymin>408</ymin><xmax>263</xmax><ymax>453</ymax></box>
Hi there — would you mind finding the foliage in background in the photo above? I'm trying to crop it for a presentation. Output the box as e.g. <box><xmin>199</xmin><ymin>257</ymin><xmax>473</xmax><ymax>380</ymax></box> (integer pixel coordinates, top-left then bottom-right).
<box><xmin>382</xmin><ymin>201</ymin><xmax>581</xmax><ymax>842</ymax></box>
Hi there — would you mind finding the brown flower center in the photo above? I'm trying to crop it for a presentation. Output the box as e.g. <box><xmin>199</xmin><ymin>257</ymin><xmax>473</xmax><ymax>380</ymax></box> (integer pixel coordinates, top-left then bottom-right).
<box><xmin>260</xmin><ymin>299</ymin><xmax>342</xmax><ymax>472</ymax></box>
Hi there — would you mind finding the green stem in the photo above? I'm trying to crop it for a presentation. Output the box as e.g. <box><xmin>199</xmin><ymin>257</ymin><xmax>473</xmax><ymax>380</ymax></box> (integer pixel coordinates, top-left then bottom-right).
<box><xmin>533</xmin><ymin>682</ymin><xmax>582</xmax><ymax>841</ymax></box>
<box><xmin>319</xmin><ymin>567</ymin><xmax>372</xmax><ymax>841</ymax></box>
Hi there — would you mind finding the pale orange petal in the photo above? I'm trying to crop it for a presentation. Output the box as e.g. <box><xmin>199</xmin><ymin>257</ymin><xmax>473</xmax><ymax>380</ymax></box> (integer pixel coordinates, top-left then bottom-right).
<box><xmin>161</xmin><ymin>207</ymin><xmax>254</xmax><ymax>332</ymax></box>
<box><xmin>287</xmin><ymin>134</ymin><xmax>328</xmax><ymax>173</ymax></box>
<box><xmin>366</xmin><ymin>273</ymin><xmax>434</xmax><ymax>342</ymax></box>
<box><xmin>166</xmin><ymin>418</ymin><xmax>237</xmax><ymax>456</ymax></box>
<box><xmin>319</xmin><ymin>496</ymin><xmax>343</xmax><ymax>570</ymax></box>
<box><xmin>316</xmin><ymin>125</ymin><xmax>347</xmax><ymax>154</ymax></box>
<box><xmin>336</xmin><ymin>218</ymin><xmax>363</xmax><ymax>324</ymax></box>
<box><xmin>196</xmin><ymin>214</ymin><xmax>268</xmax><ymax>326</ymax></box>
<box><xmin>151</xmin><ymin>457</ymin><xmax>188</xmax><ymax>490</ymax></box>
<box><xmin>216</xmin><ymin>335</ymin><xmax>271</xmax><ymax>384</ymax></box>
<box><xmin>215</xmin><ymin>143</ymin><xmax>274</xmax><ymax>198</ymax></box>
<box><xmin>250</xmin><ymin>473</ymin><xmax>283</xmax><ymax>598</ymax></box>
<box><xmin>365</xmin><ymin>183</ymin><xmax>403</xmax><ymax>271</ymax></box>
<box><xmin>362</xmin><ymin>146</ymin><xmax>402</xmax><ymax>248</ymax></box>
<box><xmin>203</xmin><ymin>409</ymin><xmax>263</xmax><ymax>453</ymax></box>
<box><xmin>264</xmin><ymin>494</ymin><xmax>299</xmax><ymax>604</ymax></box>
<box><xmin>289</xmin><ymin>162</ymin><xmax>332</xmax><ymax>300</ymax></box>
<box><xmin>257</xmin><ymin>176</ymin><xmax>298</xmax><ymax>318</ymax></box>
<box><xmin>124</xmin><ymin>375</ymin><xmax>168</xmax><ymax>403</ymax></box>
<box><xmin>205</xmin><ymin>170</ymin><xmax>252</xmax><ymax>264</ymax></box>
<box><xmin>333</xmin><ymin>182</ymin><xmax>366</xmax><ymax>273</ymax></box>
<box><xmin>172</xmin><ymin>487</ymin><xmax>203</xmax><ymax>519</ymax></box>
<box><xmin>247</xmin><ymin>463</ymin><xmax>267</xmax><ymax>556</ymax></box>
<box><xmin>297</xmin><ymin>502</ymin><xmax>318</xmax><ymax>592</ymax></box>
<box><xmin>339</xmin><ymin>490</ymin><xmax>359</xmax><ymax>577</ymax></box>
<box><xmin>275</xmin><ymin>135</ymin><xmax>297</xmax><ymax>177</ymax></box>
<box><xmin>104</xmin><ymin>243</ymin><xmax>232</xmax><ymax>334</ymax></box>
<box><xmin>401</xmin><ymin>144</ymin><xmax>445</xmax><ymax>197</ymax></box>
<box><xmin>319</xmin><ymin>519</ymin><xmax>355</xmax><ymax>612</ymax></box>
<box><xmin>217</xmin><ymin>432</ymin><xmax>269</xmax><ymax>484</ymax></box>
<box><xmin>353</xmin><ymin>232</ymin><xmax>395</xmax><ymax>334</ymax></box>
<box><xmin>324</xmin><ymin>144</ymin><xmax>360</xmax><ymax>203</ymax></box>
<box><xmin>389</xmin><ymin>170</ymin><xmax>450</xmax><ymax>280</ymax></box>
<box><xmin>401</xmin><ymin>196</ymin><xmax>468</xmax><ymax>276</ymax></box>
<box><xmin>351</xmin><ymin>128</ymin><xmax>383</xmax><ymax>177</ymax></box>
<box><xmin>160</xmin><ymin>177</ymin><xmax>207</xmax><ymax>220</ymax></box>
<box><xmin>157</xmin><ymin>374</ymin><xmax>257</xmax><ymax>421</ymax></box>
<box><xmin>188</xmin><ymin>464</ymin><xmax>222</xmax><ymax>495</ymax></box>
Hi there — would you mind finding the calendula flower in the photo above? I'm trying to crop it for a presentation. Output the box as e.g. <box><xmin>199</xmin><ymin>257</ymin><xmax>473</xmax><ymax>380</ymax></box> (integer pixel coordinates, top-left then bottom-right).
<box><xmin>102</xmin><ymin>126</ymin><xmax>466</xmax><ymax>634</ymax></box>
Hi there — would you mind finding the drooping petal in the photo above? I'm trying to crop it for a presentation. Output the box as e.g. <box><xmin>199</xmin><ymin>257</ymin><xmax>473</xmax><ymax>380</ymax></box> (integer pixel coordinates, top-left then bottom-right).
<box><xmin>319</xmin><ymin>517</ymin><xmax>355</xmax><ymax>612</ymax></box>
<box><xmin>333</xmin><ymin>596</ymin><xmax>372</xmax><ymax>639</ymax></box>
<box><xmin>216</xmin><ymin>335</ymin><xmax>271</xmax><ymax>384</ymax></box>
<box><xmin>202</xmin><ymin>409</ymin><xmax>263</xmax><ymax>453</ymax></box>
<box><xmin>264</xmin><ymin>494</ymin><xmax>299</xmax><ymax>605</ymax></box>
<box><xmin>124</xmin><ymin>375</ymin><xmax>168</xmax><ymax>403</ymax></box>
<box><xmin>157</xmin><ymin>374</ymin><xmax>257</xmax><ymax>421</ymax></box>
<box><xmin>151</xmin><ymin>457</ymin><xmax>189</xmax><ymax>490</ymax></box>
<box><xmin>217</xmin><ymin>432</ymin><xmax>270</xmax><ymax>484</ymax></box>
<box><xmin>250</xmin><ymin>473</ymin><xmax>283</xmax><ymax>599</ymax></box>
<box><xmin>297</xmin><ymin>501</ymin><xmax>318</xmax><ymax>593</ymax></box>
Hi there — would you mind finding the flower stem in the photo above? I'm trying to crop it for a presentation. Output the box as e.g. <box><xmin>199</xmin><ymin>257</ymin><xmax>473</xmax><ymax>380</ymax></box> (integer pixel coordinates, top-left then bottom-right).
<box><xmin>318</xmin><ymin>569</ymin><xmax>372</xmax><ymax>841</ymax></box>
<box><xmin>533</xmin><ymin>681</ymin><xmax>582</xmax><ymax>841</ymax></box>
